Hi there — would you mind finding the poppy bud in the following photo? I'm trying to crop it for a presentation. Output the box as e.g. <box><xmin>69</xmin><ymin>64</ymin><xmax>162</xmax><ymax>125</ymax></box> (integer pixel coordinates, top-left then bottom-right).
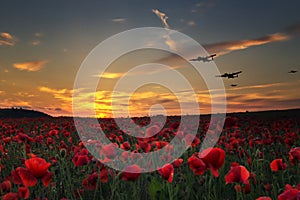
<box><xmin>60</xmin><ymin>148</ymin><xmax>67</xmax><ymax>159</ymax></box>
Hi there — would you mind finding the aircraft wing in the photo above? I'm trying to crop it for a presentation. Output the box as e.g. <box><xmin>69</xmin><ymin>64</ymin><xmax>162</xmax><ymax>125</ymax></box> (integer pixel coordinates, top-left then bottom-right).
<box><xmin>232</xmin><ymin>71</ymin><xmax>242</xmax><ymax>75</ymax></box>
<box><xmin>216</xmin><ymin>74</ymin><xmax>226</xmax><ymax>77</ymax></box>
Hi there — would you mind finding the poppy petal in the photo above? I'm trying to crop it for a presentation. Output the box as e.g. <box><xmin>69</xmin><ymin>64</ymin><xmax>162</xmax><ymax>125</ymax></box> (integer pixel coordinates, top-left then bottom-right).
<box><xmin>17</xmin><ymin>168</ymin><xmax>38</xmax><ymax>187</ymax></box>
<box><xmin>18</xmin><ymin>187</ymin><xmax>30</xmax><ymax>199</ymax></box>
<box><xmin>41</xmin><ymin>171</ymin><xmax>54</xmax><ymax>187</ymax></box>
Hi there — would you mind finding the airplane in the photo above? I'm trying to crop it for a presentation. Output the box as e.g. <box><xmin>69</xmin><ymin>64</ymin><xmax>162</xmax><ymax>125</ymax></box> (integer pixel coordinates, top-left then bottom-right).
<box><xmin>230</xmin><ymin>84</ymin><xmax>238</xmax><ymax>87</ymax></box>
<box><xmin>288</xmin><ymin>70</ymin><xmax>297</xmax><ymax>73</ymax></box>
<box><xmin>189</xmin><ymin>54</ymin><xmax>217</xmax><ymax>62</ymax></box>
<box><xmin>216</xmin><ymin>71</ymin><xmax>242</xmax><ymax>79</ymax></box>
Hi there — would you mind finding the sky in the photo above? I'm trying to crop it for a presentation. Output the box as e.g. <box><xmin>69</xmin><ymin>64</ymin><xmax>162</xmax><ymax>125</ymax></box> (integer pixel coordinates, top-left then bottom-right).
<box><xmin>0</xmin><ymin>0</ymin><xmax>300</xmax><ymax>117</ymax></box>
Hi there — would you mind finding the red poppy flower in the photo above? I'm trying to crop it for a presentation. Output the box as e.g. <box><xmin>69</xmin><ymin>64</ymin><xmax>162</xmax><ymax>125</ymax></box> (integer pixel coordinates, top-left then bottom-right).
<box><xmin>158</xmin><ymin>163</ymin><xmax>174</xmax><ymax>183</ymax></box>
<box><xmin>82</xmin><ymin>172</ymin><xmax>98</xmax><ymax>191</ymax></box>
<box><xmin>41</xmin><ymin>171</ymin><xmax>54</xmax><ymax>187</ymax></box>
<box><xmin>122</xmin><ymin>164</ymin><xmax>142</xmax><ymax>181</ymax></box>
<box><xmin>11</xmin><ymin>168</ymin><xmax>23</xmax><ymax>185</ymax></box>
<box><xmin>0</xmin><ymin>180</ymin><xmax>12</xmax><ymax>192</ymax></box>
<box><xmin>225</xmin><ymin>165</ymin><xmax>250</xmax><ymax>184</ymax></box>
<box><xmin>187</xmin><ymin>154</ymin><xmax>207</xmax><ymax>175</ymax></box>
<box><xmin>72</xmin><ymin>155</ymin><xmax>90</xmax><ymax>167</ymax></box>
<box><xmin>256</xmin><ymin>196</ymin><xmax>272</xmax><ymax>200</ymax></box>
<box><xmin>278</xmin><ymin>189</ymin><xmax>300</xmax><ymax>200</ymax></box>
<box><xmin>25</xmin><ymin>157</ymin><xmax>51</xmax><ymax>178</ymax></box>
<box><xmin>138</xmin><ymin>141</ymin><xmax>151</xmax><ymax>153</ymax></box>
<box><xmin>46</xmin><ymin>137</ymin><xmax>54</xmax><ymax>145</ymax></box>
<box><xmin>2</xmin><ymin>192</ymin><xmax>18</xmax><ymax>200</ymax></box>
<box><xmin>12</xmin><ymin>167</ymin><xmax>37</xmax><ymax>187</ymax></box>
<box><xmin>172</xmin><ymin>158</ymin><xmax>183</xmax><ymax>168</ymax></box>
<box><xmin>199</xmin><ymin>148</ymin><xmax>225</xmax><ymax>177</ymax></box>
<box><xmin>153</xmin><ymin>141</ymin><xmax>168</xmax><ymax>150</ymax></box>
<box><xmin>120</xmin><ymin>141</ymin><xmax>131</xmax><ymax>150</ymax></box>
<box><xmin>184</xmin><ymin>134</ymin><xmax>200</xmax><ymax>147</ymax></box>
<box><xmin>270</xmin><ymin>159</ymin><xmax>287</xmax><ymax>172</ymax></box>
<box><xmin>289</xmin><ymin>147</ymin><xmax>300</xmax><ymax>165</ymax></box>
<box><xmin>146</xmin><ymin>125</ymin><xmax>160</xmax><ymax>137</ymax></box>
<box><xmin>18</xmin><ymin>187</ymin><xmax>30</xmax><ymax>199</ymax></box>
<box><xmin>285</xmin><ymin>184</ymin><xmax>300</xmax><ymax>191</ymax></box>
<box><xmin>102</xmin><ymin>143</ymin><xmax>117</xmax><ymax>159</ymax></box>
<box><xmin>244</xmin><ymin>181</ymin><xmax>251</xmax><ymax>194</ymax></box>
<box><xmin>100</xmin><ymin>168</ymin><xmax>109</xmax><ymax>183</ymax></box>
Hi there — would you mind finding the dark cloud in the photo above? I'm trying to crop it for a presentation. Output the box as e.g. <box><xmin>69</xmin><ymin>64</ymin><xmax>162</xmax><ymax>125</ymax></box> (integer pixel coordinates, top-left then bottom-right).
<box><xmin>283</xmin><ymin>22</ymin><xmax>300</xmax><ymax>36</ymax></box>
<box><xmin>157</xmin><ymin>99</ymin><xmax>176</xmax><ymax>104</ymax></box>
<box><xmin>204</xmin><ymin>22</ymin><xmax>300</xmax><ymax>56</ymax></box>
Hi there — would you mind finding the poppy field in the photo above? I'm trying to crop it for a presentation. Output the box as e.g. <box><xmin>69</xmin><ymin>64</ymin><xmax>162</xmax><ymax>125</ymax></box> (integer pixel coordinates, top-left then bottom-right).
<box><xmin>0</xmin><ymin>110</ymin><xmax>300</xmax><ymax>200</ymax></box>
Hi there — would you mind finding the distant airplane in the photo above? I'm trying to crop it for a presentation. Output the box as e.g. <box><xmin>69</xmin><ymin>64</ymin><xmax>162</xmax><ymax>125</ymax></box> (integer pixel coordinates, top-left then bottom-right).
<box><xmin>190</xmin><ymin>54</ymin><xmax>217</xmax><ymax>62</ymax></box>
<box><xmin>216</xmin><ymin>71</ymin><xmax>242</xmax><ymax>79</ymax></box>
<box><xmin>230</xmin><ymin>84</ymin><xmax>238</xmax><ymax>87</ymax></box>
<box><xmin>288</xmin><ymin>70</ymin><xmax>297</xmax><ymax>73</ymax></box>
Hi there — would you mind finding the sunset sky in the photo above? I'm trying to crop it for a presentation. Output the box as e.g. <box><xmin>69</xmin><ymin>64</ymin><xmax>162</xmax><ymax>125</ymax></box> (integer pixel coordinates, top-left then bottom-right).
<box><xmin>1</xmin><ymin>0</ymin><xmax>300</xmax><ymax>117</ymax></box>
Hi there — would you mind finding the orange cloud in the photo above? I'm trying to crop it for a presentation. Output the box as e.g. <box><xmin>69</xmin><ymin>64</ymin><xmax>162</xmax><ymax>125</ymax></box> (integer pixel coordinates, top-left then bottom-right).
<box><xmin>0</xmin><ymin>32</ymin><xmax>15</xmax><ymax>46</ymax></box>
<box><xmin>38</xmin><ymin>86</ymin><xmax>73</xmax><ymax>101</ymax></box>
<box><xmin>98</xmin><ymin>72</ymin><xmax>124</xmax><ymax>79</ymax></box>
<box><xmin>13</xmin><ymin>61</ymin><xmax>47</xmax><ymax>72</ymax></box>
<box><xmin>0</xmin><ymin>98</ymin><xmax>31</xmax><ymax>109</ymax></box>
<box><xmin>152</xmin><ymin>9</ymin><xmax>169</xmax><ymax>29</ymax></box>
<box><xmin>94</xmin><ymin>65</ymin><xmax>182</xmax><ymax>79</ymax></box>
<box><xmin>1</xmin><ymin>32</ymin><xmax>13</xmax><ymax>40</ymax></box>
<box><xmin>225</xmin><ymin>81</ymin><xmax>300</xmax><ymax>112</ymax></box>
<box><xmin>204</xmin><ymin>33</ymin><xmax>289</xmax><ymax>56</ymax></box>
<box><xmin>38</xmin><ymin>86</ymin><xmax>73</xmax><ymax>116</ymax></box>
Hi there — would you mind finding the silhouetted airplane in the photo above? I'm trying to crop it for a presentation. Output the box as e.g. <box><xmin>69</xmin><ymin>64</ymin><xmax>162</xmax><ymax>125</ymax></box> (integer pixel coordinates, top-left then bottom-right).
<box><xmin>216</xmin><ymin>71</ymin><xmax>242</xmax><ymax>79</ymax></box>
<box><xmin>230</xmin><ymin>84</ymin><xmax>238</xmax><ymax>87</ymax></box>
<box><xmin>190</xmin><ymin>54</ymin><xmax>217</xmax><ymax>62</ymax></box>
<box><xmin>288</xmin><ymin>70</ymin><xmax>297</xmax><ymax>73</ymax></box>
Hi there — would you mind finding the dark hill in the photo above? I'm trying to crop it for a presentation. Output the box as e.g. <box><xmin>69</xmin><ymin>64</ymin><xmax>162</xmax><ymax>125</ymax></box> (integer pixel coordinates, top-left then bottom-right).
<box><xmin>0</xmin><ymin>108</ymin><xmax>51</xmax><ymax>118</ymax></box>
<box><xmin>228</xmin><ymin>108</ymin><xmax>300</xmax><ymax>119</ymax></box>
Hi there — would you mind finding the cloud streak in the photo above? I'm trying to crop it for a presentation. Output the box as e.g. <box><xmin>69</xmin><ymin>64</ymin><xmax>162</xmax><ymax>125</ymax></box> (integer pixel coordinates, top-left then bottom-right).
<box><xmin>204</xmin><ymin>22</ymin><xmax>300</xmax><ymax>56</ymax></box>
<box><xmin>152</xmin><ymin>9</ymin><xmax>169</xmax><ymax>29</ymax></box>
<box><xmin>204</xmin><ymin>33</ymin><xmax>289</xmax><ymax>56</ymax></box>
<box><xmin>94</xmin><ymin>65</ymin><xmax>182</xmax><ymax>79</ymax></box>
<box><xmin>13</xmin><ymin>60</ymin><xmax>47</xmax><ymax>72</ymax></box>
<box><xmin>0</xmin><ymin>32</ymin><xmax>15</xmax><ymax>46</ymax></box>
<box><xmin>112</xmin><ymin>18</ymin><xmax>126</xmax><ymax>23</ymax></box>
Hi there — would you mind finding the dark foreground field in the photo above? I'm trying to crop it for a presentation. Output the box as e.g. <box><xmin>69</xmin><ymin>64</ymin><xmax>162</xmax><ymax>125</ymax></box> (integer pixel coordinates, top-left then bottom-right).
<box><xmin>0</xmin><ymin>109</ymin><xmax>300</xmax><ymax>199</ymax></box>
